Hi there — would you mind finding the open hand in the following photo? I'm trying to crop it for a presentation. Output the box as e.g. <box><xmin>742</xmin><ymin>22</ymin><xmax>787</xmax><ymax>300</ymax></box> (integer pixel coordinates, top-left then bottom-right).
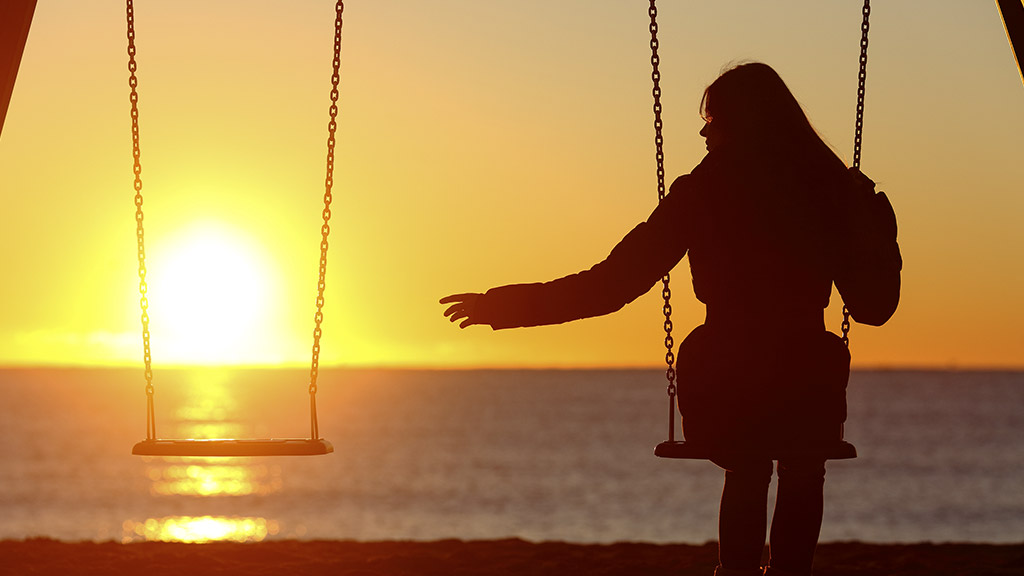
<box><xmin>440</xmin><ymin>293</ymin><xmax>484</xmax><ymax>328</ymax></box>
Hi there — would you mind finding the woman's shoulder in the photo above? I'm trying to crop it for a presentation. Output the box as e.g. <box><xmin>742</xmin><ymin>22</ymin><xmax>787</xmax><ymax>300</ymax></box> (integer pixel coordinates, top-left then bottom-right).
<box><xmin>668</xmin><ymin>146</ymin><xmax>746</xmax><ymax>197</ymax></box>
<box><xmin>670</xmin><ymin>150</ymin><xmax>718</xmax><ymax>190</ymax></box>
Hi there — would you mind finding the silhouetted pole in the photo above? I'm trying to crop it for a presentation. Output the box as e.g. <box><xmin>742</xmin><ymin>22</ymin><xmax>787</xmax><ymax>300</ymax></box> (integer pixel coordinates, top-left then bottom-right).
<box><xmin>0</xmin><ymin>0</ymin><xmax>37</xmax><ymax>140</ymax></box>
<box><xmin>997</xmin><ymin>0</ymin><xmax>1024</xmax><ymax>87</ymax></box>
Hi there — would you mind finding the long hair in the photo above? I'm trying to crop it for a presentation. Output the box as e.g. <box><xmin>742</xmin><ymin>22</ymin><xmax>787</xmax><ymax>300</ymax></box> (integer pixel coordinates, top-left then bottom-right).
<box><xmin>701</xmin><ymin>62</ymin><xmax>846</xmax><ymax>171</ymax></box>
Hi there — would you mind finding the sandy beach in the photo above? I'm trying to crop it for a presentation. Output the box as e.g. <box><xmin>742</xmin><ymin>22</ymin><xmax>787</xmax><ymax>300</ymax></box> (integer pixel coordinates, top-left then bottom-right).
<box><xmin>2</xmin><ymin>539</ymin><xmax>1022</xmax><ymax>576</ymax></box>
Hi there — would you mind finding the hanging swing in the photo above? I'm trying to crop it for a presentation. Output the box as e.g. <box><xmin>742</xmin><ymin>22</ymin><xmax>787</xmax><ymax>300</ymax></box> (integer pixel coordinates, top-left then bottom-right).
<box><xmin>651</xmin><ymin>0</ymin><xmax>873</xmax><ymax>461</ymax></box>
<box><xmin>130</xmin><ymin>0</ymin><xmax>346</xmax><ymax>457</ymax></box>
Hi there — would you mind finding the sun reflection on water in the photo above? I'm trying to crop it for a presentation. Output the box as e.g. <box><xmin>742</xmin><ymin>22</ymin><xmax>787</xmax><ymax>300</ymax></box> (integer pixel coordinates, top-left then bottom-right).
<box><xmin>144</xmin><ymin>418</ymin><xmax>285</xmax><ymax>497</ymax></box>
<box><xmin>144</xmin><ymin>370</ymin><xmax>286</xmax><ymax>497</ymax></box>
<box><xmin>122</xmin><ymin>516</ymin><xmax>279</xmax><ymax>543</ymax></box>
<box><xmin>177</xmin><ymin>370</ymin><xmax>239</xmax><ymax>423</ymax></box>
<box><xmin>136</xmin><ymin>371</ymin><xmax>294</xmax><ymax>539</ymax></box>
<box><xmin>146</xmin><ymin>461</ymin><xmax>283</xmax><ymax>496</ymax></box>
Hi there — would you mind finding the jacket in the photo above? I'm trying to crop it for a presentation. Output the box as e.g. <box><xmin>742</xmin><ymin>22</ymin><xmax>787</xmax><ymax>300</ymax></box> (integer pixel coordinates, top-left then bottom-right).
<box><xmin>474</xmin><ymin>142</ymin><xmax>893</xmax><ymax>452</ymax></box>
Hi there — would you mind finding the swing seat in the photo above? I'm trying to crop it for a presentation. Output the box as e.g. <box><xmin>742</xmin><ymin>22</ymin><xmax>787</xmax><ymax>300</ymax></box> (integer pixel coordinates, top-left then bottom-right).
<box><xmin>655</xmin><ymin>440</ymin><xmax>857</xmax><ymax>461</ymax></box>
<box><xmin>132</xmin><ymin>438</ymin><xmax>334</xmax><ymax>457</ymax></box>
<box><xmin>124</xmin><ymin>1</ymin><xmax>343</xmax><ymax>460</ymax></box>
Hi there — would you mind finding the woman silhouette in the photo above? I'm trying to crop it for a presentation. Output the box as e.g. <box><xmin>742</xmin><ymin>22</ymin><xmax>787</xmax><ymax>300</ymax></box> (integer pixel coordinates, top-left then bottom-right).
<box><xmin>442</xmin><ymin>62</ymin><xmax>886</xmax><ymax>576</ymax></box>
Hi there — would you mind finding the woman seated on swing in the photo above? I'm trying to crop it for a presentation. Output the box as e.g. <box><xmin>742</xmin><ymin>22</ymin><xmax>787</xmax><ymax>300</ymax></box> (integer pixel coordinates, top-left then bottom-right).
<box><xmin>441</xmin><ymin>62</ymin><xmax>893</xmax><ymax>576</ymax></box>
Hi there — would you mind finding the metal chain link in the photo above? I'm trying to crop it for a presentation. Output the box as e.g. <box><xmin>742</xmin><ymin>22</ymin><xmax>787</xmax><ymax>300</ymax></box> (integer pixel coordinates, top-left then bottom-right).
<box><xmin>842</xmin><ymin>0</ymin><xmax>871</xmax><ymax>348</ymax></box>
<box><xmin>127</xmin><ymin>0</ymin><xmax>155</xmax><ymax>441</ymax></box>
<box><xmin>308</xmin><ymin>0</ymin><xmax>344</xmax><ymax>440</ymax></box>
<box><xmin>649</xmin><ymin>0</ymin><xmax>677</xmax><ymax>442</ymax></box>
<box><xmin>852</xmin><ymin>0</ymin><xmax>871</xmax><ymax>171</ymax></box>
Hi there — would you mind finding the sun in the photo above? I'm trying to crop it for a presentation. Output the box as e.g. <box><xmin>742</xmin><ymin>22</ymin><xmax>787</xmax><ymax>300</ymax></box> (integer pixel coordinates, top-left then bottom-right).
<box><xmin>146</xmin><ymin>222</ymin><xmax>281</xmax><ymax>365</ymax></box>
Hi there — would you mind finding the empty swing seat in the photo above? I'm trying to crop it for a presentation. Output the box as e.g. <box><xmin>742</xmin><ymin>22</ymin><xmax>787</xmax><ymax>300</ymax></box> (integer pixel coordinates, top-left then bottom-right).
<box><xmin>123</xmin><ymin>0</ymin><xmax>344</xmax><ymax>460</ymax></box>
<box><xmin>132</xmin><ymin>438</ymin><xmax>334</xmax><ymax>457</ymax></box>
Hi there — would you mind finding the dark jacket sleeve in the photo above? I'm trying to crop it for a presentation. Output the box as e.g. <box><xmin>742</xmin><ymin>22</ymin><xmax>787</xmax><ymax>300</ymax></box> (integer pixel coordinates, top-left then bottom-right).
<box><xmin>475</xmin><ymin>178</ymin><xmax>693</xmax><ymax>329</ymax></box>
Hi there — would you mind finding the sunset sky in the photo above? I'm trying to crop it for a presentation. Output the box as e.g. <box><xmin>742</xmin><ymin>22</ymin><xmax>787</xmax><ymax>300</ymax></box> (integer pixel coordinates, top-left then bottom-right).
<box><xmin>1</xmin><ymin>1</ymin><xmax>1022</xmax><ymax>369</ymax></box>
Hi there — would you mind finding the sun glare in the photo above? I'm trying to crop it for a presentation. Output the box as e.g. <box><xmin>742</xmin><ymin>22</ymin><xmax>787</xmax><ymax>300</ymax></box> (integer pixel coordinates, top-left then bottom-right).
<box><xmin>146</xmin><ymin>223</ymin><xmax>280</xmax><ymax>365</ymax></box>
<box><xmin>122</xmin><ymin>516</ymin><xmax>279</xmax><ymax>543</ymax></box>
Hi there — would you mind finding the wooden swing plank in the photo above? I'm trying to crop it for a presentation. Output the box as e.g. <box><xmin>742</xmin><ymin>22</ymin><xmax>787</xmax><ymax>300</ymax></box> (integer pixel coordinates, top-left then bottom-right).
<box><xmin>655</xmin><ymin>440</ymin><xmax>857</xmax><ymax>461</ymax></box>
<box><xmin>132</xmin><ymin>438</ymin><xmax>333</xmax><ymax>457</ymax></box>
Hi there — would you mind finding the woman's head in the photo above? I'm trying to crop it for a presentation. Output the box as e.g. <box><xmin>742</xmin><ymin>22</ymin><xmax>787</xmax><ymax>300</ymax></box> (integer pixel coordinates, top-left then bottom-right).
<box><xmin>700</xmin><ymin>62</ymin><xmax>831</xmax><ymax>155</ymax></box>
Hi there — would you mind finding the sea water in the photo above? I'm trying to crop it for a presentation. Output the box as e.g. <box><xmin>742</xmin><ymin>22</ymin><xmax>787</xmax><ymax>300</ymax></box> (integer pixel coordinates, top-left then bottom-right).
<box><xmin>0</xmin><ymin>368</ymin><xmax>1021</xmax><ymax>544</ymax></box>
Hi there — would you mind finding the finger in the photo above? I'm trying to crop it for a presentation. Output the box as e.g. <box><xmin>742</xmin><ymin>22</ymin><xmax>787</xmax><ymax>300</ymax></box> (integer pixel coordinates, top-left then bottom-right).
<box><xmin>446</xmin><ymin>306</ymin><xmax>469</xmax><ymax>322</ymax></box>
<box><xmin>443</xmin><ymin>303</ymin><xmax>465</xmax><ymax>318</ymax></box>
<box><xmin>459</xmin><ymin>317</ymin><xmax>477</xmax><ymax>329</ymax></box>
<box><xmin>440</xmin><ymin>293</ymin><xmax>475</xmax><ymax>304</ymax></box>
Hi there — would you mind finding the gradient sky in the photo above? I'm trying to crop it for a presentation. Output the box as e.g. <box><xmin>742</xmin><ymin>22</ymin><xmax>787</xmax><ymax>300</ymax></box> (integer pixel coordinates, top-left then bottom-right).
<box><xmin>1</xmin><ymin>1</ymin><xmax>1022</xmax><ymax>368</ymax></box>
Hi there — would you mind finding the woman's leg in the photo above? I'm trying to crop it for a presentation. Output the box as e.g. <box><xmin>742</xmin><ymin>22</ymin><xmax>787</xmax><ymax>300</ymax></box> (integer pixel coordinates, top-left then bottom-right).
<box><xmin>712</xmin><ymin>456</ymin><xmax>774</xmax><ymax>571</ymax></box>
<box><xmin>767</xmin><ymin>458</ymin><xmax>826</xmax><ymax>575</ymax></box>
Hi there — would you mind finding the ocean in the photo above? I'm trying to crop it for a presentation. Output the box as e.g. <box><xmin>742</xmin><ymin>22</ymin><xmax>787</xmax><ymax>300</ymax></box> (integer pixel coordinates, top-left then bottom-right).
<box><xmin>0</xmin><ymin>368</ymin><xmax>1021</xmax><ymax>544</ymax></box>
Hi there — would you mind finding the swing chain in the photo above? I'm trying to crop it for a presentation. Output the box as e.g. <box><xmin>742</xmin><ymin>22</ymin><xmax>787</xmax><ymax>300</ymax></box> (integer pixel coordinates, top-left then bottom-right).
<box><xmin>309</xmin><ymin>0</ymin><xmax>344</xmax><ymax>439</ymax></box>
<box><xmin>649</xmin><ymin>0</ymin><xmax>677</xmax><ymax>441</ymax></box>
<box><xmin>843</xmin><ymin>0</ymin><xmax>871</xmax><ymax>348</ymax></box>
<box><xmin>127</xmin><ymin>0</ymin><xmax>155</xmax><ymax>440</ymax></box>
<box><xmin>852</xmin><ymin>0</ymin><xmax>870</xmax><ymax>171</ymax></box>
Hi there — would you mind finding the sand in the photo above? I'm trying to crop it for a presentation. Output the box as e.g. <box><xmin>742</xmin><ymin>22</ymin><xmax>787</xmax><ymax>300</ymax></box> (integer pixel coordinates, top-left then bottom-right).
<box><xmin>1</xmin><ymin>539</ymin><xmax>1023</xmax><ymax>576</ymax></box>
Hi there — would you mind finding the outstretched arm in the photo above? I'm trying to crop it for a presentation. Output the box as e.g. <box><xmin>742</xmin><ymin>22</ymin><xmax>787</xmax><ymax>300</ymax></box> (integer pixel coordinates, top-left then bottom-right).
<box><xmin>439</xmin><ymin>177</ymin><xmax>694</xmax><ymax>330</ymax></box>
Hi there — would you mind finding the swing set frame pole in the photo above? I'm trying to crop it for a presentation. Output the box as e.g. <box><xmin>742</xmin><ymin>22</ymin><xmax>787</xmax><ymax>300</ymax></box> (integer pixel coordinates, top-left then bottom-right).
<box><xmin>0</xmin><ymin>0</ymin><xmax>37</xmax><ymax>139</ymax></box>
<box><xmin>997</xmin><ymin>0</ymin><xmax>1024</xmax><ymax>87</ymax></box>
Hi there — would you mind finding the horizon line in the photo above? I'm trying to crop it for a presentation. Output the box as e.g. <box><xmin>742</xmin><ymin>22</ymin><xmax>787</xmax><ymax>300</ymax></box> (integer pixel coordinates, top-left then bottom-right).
<box><xmin>1</xmin><ymin>363</ymin><xmax>1022</xmax><ymax>373</ymax></box>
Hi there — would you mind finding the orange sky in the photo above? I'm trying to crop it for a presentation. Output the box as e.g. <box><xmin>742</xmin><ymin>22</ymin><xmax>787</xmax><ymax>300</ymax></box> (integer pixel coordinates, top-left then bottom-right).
<box><xmin>1</xmin><ymin>1</ymin><xmax>1022</xmax><ymax>369</ymax></box>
